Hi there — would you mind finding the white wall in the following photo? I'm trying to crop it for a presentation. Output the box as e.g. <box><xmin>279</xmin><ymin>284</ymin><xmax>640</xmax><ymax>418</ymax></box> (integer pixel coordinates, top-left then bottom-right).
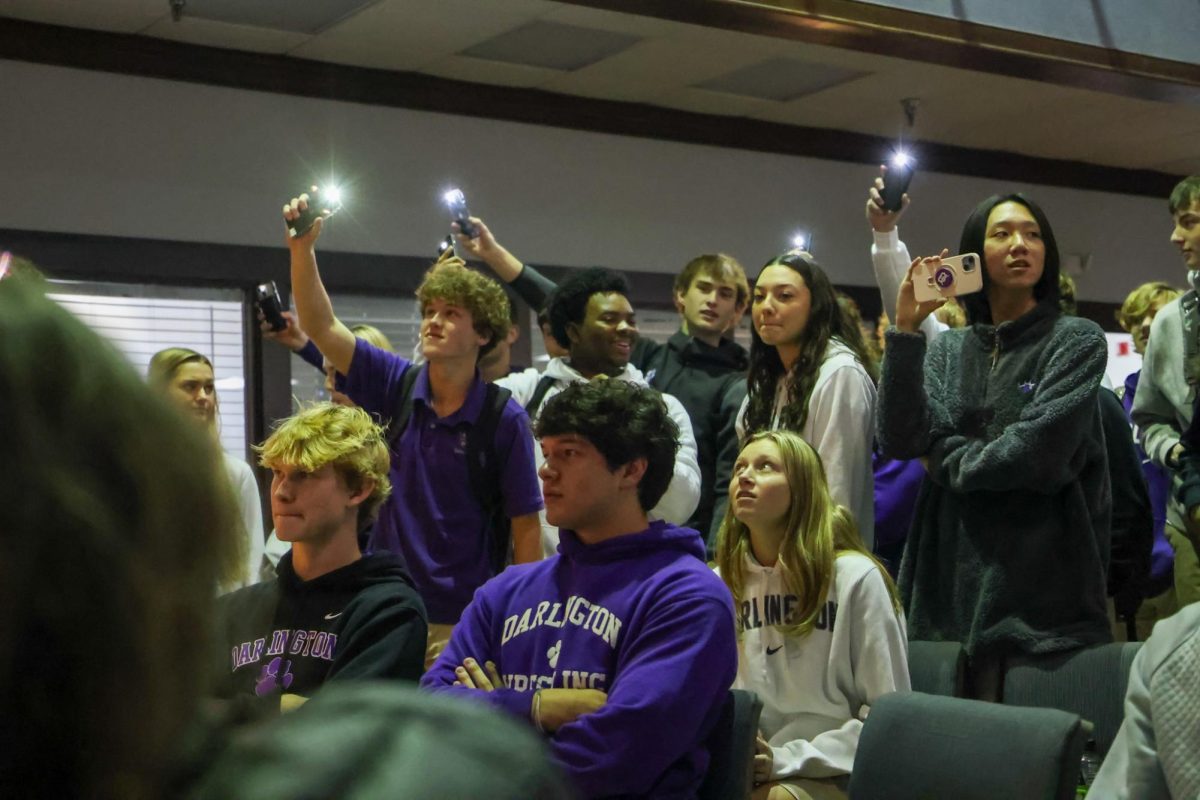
<box><xmin>0</xmin><ymin>58</ymin><xmax>1185</xmax><ymax>302</ymax></box>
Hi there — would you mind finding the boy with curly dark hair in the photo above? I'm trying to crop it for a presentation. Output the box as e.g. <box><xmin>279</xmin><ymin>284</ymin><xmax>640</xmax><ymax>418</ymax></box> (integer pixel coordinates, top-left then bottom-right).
<box><xmin>422</xmin><ymin>379</ymin><xmax>737</xmax><ymax>799</ymax></box>
<box><xmin>282</xmin><ymin>195</ymin><xmax>544</xmax><ymax>669</ymax></box>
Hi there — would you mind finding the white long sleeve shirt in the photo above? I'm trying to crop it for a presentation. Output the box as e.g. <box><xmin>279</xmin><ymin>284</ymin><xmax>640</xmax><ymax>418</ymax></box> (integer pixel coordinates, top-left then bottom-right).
<box><xmin>223</xmin><ymin>452</ymin><xmax>265</xmax><ymax>587</ymax></box>
<box><xmin>871</xmin><ymin>227</ymin><xmax>946</xmax><ymax>342</ymax></box>
<box><xmin>498</xmin><ymin>358</ymin><xmax>701</xmax><ymax>557</ymax></box>
<box><xmin>736</xmin><ymin>339</ymin><xmax>877</xmax><ymax>547</ymax></box>
<box><xmin>722</xmin><ymin>552</ymin><xmax>909</xmax><ymax>780</ymax></box>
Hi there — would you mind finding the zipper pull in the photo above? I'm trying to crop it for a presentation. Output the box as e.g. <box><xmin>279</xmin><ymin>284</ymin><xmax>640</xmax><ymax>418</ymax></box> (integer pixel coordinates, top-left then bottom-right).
<box><xmin>990</xmin><ymin>335</ymin><xmax>1000</xmax><ymax>371</ymax></box>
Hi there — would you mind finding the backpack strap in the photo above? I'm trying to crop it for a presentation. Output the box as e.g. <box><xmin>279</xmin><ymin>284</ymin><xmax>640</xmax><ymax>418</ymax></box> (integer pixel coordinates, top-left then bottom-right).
<box><xmin>466</xmin><ymin>383</ymin><xmax>514</xmax><ymax>573</ymax></box>
<box><xmin>526</xmin><ymin>374</ymin><xmax>558</xmax><ymax>420</ymax></box>
<box><xmin>385</xmin><ymin>363</ymin><xmax>424</xmax><ymax>450</ymax></box>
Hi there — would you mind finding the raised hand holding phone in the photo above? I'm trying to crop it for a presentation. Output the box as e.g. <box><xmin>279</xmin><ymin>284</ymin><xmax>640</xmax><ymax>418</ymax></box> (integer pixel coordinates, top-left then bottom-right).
<box><xmin>285</xmin><ymin>185</ymin><xmax>342</xmax><ymax>240</ymax></box>
<box><xmin>867</xmin><ymin>164</ymin><xmax>910</xmax><ymax>233</ymax></box>
<box><xmin>895</xmin><ymin>252</ymin><xmax>948</xmax><ymax>333</ymax></box>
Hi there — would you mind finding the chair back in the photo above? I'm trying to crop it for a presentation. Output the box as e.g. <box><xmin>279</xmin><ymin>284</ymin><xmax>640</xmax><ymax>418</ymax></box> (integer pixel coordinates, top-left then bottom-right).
<box><xmin>698</xmin><ymin>689</ymin><xmax>763</xmax><ymax>800</ymax></box>
<box><xmin>907</xmin><ymin>640</ymin><xmax>966</xmax><ymax>696</ymax></box>
<box><xmin>1003</xmin><ymin>642</ymin><xmax>1141</xmax><ymax>754</ymax></box>
<box><xmin>848</xmin><ymin>691</ymin><xmax>1088</xmax><ymax>800</ymax></box>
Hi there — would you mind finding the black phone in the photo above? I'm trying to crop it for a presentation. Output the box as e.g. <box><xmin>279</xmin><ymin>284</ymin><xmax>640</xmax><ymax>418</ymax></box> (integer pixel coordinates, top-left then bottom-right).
<box><xmin>437</xmin><ymin>235</ymin><xmax>455</xmax><ymax>259</ymax></box>
<box><xmin>255</xmin><ymin>281</ymin><xmax>288</xmax><ymax>332</ymax></box>
<box><xmin>288</xmin><ymin>186</ymin><xmax>343</xmax><ymax>239</ymax></box>
<box><xmin>444</xmin><ymin>189</ymin><xmax>479</xmax><ymax>239</ymax></box>
<box><xmin>880</xmin><ymin>154</ymin><xmax>915</xmax><ymax>212</ymax></box>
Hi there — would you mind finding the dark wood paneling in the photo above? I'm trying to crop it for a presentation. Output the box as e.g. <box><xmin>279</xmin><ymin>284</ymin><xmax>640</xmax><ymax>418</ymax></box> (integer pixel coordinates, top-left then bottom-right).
<box><xmin>0</xmin><ymin>15</ymin><xmax>1184</xmax><ymax>199</ymax></box>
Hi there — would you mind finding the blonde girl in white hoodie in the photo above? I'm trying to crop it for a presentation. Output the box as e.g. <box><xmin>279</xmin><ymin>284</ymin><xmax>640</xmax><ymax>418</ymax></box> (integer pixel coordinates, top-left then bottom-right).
<box><xmin>715</xmin><ymin>430</ymin><xmax>909</xmax><ymax>800</ymax></box>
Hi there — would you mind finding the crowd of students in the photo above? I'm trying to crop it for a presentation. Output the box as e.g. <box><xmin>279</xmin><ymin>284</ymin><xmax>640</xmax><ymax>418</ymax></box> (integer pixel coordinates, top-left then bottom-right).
<box><xmin>5</xmin><ymin>171</ymin><xmax>1200</xmax><ymax>799</ymax></box>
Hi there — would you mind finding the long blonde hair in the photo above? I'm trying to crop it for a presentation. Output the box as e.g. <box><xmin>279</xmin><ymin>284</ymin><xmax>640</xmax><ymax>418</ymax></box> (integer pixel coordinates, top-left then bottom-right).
<box><xmin>715</xmin><ymin>430</ymin><xmax>900</xmax><ymax>638</ymax></box>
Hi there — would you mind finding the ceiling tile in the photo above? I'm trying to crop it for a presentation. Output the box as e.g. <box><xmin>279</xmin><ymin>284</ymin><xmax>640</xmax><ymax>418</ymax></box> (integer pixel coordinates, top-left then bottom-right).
<box><xmin>696</xmin><ymin>57</ymin><xmax>870</xmax><ymax>102</ymax></box>
<box><xmin>460</xmin><ymin>20</ymin><xmax>640</xmax><ymax>71</ymax></box>
<box><xmin>141</xmin><ymin>15</ymin><xmax>311</xmax><ymax>53</ymax></box>
<box><xmin>178</xmin><ymin>0</ymin><xmax>382</xmax><ymax>34</ymax></box>
<box><xmin>541</xmin><ymin>1</ymin><xmax>686</xmax><ymax>38</ymax></box>
<box><xmin>421</xmin><ymin>54</ymin><xmax>562</xmax><ymax>89</ymax></box>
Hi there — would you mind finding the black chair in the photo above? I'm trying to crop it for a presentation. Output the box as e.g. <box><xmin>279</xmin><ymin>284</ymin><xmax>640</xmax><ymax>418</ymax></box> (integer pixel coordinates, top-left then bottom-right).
<box><xmin>907</xmin><ymin>640</ymin><xmax>967</xmax><ymax>697</ymax></box>
<box><xmin>849</xmin><ymin>691</ymin><xmax>1089</xmax><ymax>800</ymax></box>
<box><xmin>698</xmin><ymin>689</ymin><xmax>763</xmax><ymax>800</ymax></box>
<box><xmin>1003</xmin><ymin>641</ymin><xmax>1142</xmax><ymax>755</ymax></box>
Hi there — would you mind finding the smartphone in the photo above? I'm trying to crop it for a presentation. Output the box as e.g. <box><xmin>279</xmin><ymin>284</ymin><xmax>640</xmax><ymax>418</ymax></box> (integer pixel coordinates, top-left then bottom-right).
<box><xmin>288</xmin><ymin>186</ymin><xmax>343</xmax><ymax>239</ymax></box>
<box><xmin>913</xmin><ymin>253</ymin><xmax>983</xmax><ymax>303</ymax></box>
<box><xmin>444</xmin><ymin>189</ymin><xmax>479</xmax><ymax>239</ymax></box>
<box><xmin>255</xmin><ymin>281</ymin><xmax>288</xmax><ymax>331</ymax></box>
<box><xmin>880</xmin><ymin>154</ymin><xmax>914</xmax><ymax>212</ymax></box>
<box><xmin>437</xmin><ymin>235</ymin><xmax>454</xmax><ymax>260</ymax></box>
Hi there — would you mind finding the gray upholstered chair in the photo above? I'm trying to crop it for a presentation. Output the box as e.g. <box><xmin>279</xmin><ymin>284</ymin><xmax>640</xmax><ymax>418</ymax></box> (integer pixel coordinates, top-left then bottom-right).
<box><xmin>848</xmin><ymin>691</ymin><xmax>1089</xmax><ymax>800</ymax></box>
<box><xmin>907</xmin><ymin>640</ymin><xmax>967</xmax><ymax>697</ymax></box>
<box><xmin>698</xmin><ymin>689</ymin><xmax>763</xmax><ymax>800</ymax></box>
<box><xmin>1002</xmin><ymin>641</ymin><xmax>1142</xmax><ymax>755</ymax></box>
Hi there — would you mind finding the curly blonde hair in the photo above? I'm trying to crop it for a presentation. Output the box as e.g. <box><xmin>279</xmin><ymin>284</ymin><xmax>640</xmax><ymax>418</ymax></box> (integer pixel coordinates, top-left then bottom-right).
<box><xmin>256</xmin><ymin>403</ymin><xmax>392</xmax><ymax>526</ymax></box>
<box><xmin>416</xmin><ymin>253</ymin><xmax>511</xmax><ymax>360</ymax></box>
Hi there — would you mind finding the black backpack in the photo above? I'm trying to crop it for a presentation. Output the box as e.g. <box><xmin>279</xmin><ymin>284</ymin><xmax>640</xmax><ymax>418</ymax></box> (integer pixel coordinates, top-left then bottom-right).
<box><xmin>385</xmin><ymin>364</ymin><xmax>514</xmax><ymax>574</ymax></box>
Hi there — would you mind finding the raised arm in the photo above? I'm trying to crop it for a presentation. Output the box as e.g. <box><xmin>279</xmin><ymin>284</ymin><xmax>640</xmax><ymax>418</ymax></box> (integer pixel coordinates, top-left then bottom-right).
<box><xmin>1131</xmin><ymin>310</ymin><xmax>1185</xmax><ymax>470</ymax></box>
<box><xmin>867</xmin><ymin>169</ymin><xmax>945</xmax><ymax>342</ymax></box>
<box><xmin>283</xmin><ymin>195</ymin><xmax>356</xmax><ymax>374</ymax></box>
<box><xmin>454</xmin><ymin>216</ymin><xmax>557</xmax><ymax>311</ymax></box>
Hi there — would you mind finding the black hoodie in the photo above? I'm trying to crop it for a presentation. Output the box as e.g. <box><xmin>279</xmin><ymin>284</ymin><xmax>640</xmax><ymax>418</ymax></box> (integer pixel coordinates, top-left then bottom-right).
<box><xmin>633</xmin><ymin>331</ymin><xmax>748</xmax><ymax>546</ymax></box>
<box><xmin>212</xmin><ymin>551</ymin><xmax>427</xmax><ymax>705</ymax></box>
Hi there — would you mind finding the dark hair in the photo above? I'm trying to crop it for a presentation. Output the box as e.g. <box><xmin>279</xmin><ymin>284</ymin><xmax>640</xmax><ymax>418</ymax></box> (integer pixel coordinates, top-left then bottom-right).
<box><xmin>0</xmin><ymin>279</ymin><xmax>240</xmax><ymax>798</ymax></box>
<box><xmin>534</xmin><ymin>379</ymin><xmax>679</xmax><ymax>512</ymax></box>
<box><xmin>1169</xmin><ymin>176</ymin><xmax>1200</xmax><ymax>215</ymax></box>
<box><xmin>548</xmin><ymin>268</ymin><xmax>630</xmax><ymax>353</ymax></box>
<box><xmin>958</xmin><ymin>194</ymin><xmax>1061</xmax><ymax>325</ymax></box>
<box><xmin>744</xmin><ymin>252</ymin><xmax>878</xmax><ymax>436</ymax></box>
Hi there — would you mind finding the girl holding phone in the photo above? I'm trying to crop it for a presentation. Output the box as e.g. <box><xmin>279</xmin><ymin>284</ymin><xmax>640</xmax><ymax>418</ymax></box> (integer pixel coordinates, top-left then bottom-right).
<box><xmin>716</xmin><ymin>430</ymin><xmax>908</xmax><ymax>800</ymax></box>
<box><xmin>877</xmin><ymin>194</ymin><xmax>1111</xmax><ymax>697</ymax></box>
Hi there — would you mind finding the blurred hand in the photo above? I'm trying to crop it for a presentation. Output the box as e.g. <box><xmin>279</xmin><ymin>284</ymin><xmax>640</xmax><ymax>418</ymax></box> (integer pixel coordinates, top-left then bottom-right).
<box><xmin>452</xmin><ymin>216</ymin><xmax>499</xmax><ymax>260</ymax></box>
<box><xmin>753</xmin><ymin>732</ymin><xmax>773</xmax><ymax>784</ymax></box>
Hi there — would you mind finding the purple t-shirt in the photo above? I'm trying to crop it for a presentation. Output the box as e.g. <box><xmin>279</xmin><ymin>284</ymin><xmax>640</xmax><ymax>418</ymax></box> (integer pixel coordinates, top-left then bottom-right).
<box><xmin>421</xmin><ymin>521</ymin><xmax>738</xmax><ymax>798</ymax></box>
<box><xmin>343</xmin><ymin>339</ymin><xmax>543</xmax><ymax>624</ymax></box>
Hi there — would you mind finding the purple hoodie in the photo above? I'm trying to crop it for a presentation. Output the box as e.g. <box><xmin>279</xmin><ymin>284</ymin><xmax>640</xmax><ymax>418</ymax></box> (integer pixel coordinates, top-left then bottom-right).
<box><xmin>421</xmin><ymin>520</ymin><xmax>738</xmax><ymax>799</ymax></box>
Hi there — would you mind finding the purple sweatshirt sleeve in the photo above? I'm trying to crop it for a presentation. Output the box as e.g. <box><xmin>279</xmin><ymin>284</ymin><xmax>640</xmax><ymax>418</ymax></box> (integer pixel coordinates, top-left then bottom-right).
<box><xmin>418</xmin><ymin>580</ymin><xmax>535</xmax><ymax>719</ymax></box>
<box><xmin>296</xmin><ymin>340</ymin><xmax>325</xmax><ymax>372</ymax></box>
<box><xmin>550</xmin><ymin>593</ymin><xmax>737</xmax><ymax>797</ymax></box>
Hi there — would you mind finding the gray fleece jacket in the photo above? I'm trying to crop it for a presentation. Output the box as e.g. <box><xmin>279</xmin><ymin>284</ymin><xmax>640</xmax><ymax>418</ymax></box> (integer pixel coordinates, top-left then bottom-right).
<box><xmin>878</xmin><ymin>303</ymin><xmax>1112</xmax><ymax>659</ymax></box>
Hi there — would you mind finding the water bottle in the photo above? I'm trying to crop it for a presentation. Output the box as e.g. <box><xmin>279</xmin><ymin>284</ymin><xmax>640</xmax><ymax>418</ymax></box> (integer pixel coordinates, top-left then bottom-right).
<box><xmin>1078</xmin><ymin>737</ymin><xmax>1102</xmax><ymax>795</ymax></box>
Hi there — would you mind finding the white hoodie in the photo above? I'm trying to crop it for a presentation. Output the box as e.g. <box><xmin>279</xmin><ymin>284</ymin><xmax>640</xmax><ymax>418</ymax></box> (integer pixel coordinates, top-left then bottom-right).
<box><xmin>721</xmin><ymin>552</ymin><xmax>909</xmax><ymax>780</ymax></box>
<box><xmin>498</xmin><ymin>358</ymin><xmax>701</xmax><ymax>557</ymax></box>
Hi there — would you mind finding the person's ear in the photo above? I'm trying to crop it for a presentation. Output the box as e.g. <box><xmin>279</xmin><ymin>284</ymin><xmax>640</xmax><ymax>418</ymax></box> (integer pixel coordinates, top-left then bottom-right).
<box><xmin>346</xmin><ymin>478</ymin><xmax>375</xmax><ymax>509</ymax></box>
<box><xmin>506</xmin><ymin>324</ymin><xmax>520</xmax><ymax>345</ymax></box>
<box><xmin>617</xmin><ymin>457</ymin><xmax>648</xmax><ymax>492</ymax></box>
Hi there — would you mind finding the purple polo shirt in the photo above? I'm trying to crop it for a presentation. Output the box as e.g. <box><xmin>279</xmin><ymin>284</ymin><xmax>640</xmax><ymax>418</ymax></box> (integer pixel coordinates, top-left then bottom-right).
<box><xmin>343</xmin><ymin>339</ymin><xmax>544</xmax><ymax>624</ymax></box>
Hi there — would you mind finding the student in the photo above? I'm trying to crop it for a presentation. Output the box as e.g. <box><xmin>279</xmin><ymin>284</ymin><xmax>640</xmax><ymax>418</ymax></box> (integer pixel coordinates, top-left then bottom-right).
<box><xmin>281</xmin><ymin>197</ymin><xmax>543</xmax><ymax>668</ymax></box>
<box><xmin>149</xmin><ymin>346</ymin><xmax>266</xmax><ymax>586</ymax></box>
<box><xmin>212</xmin><ymin>403</ymin><xmax>427</xmax><ymax>709</ymax></box>
<box><xmin>716</xmin><ymin>431</ymin><xmax>909</xmax><ymax>800</ymax></box>
<box><xmin>1132</xmin><ymin>176</ymin><xmax>1200</xmax><ymax>608</ymax></box>
<box><xmin>877</xmin><ymin>193</ymin><xmax>1111</xmax><ymax>697</ymax></box>
<box><xmin>495</xmin><ymin>267</ymin><xmax>702</xmax><ymax>556</ymax></box>
<box><xmin>633</xmin><ymin>253</ymin><xmax>750</xmax><ymax>546</ymax></box>
<box><xmin>737</xmin><ymin>251</ymin><xmax>878</xmax><ymax>548</ymax></box>
<box><xmin>455</xmin><ymin>218</ymin><xmax>722</xmax><ymax>539</ymax></box>
<box><xmin>421</xmin><ymin>380</ymin><xmax>737</xmax><ymax>799</ymax></box>
<box><xmin>1115</xmin><ymin>282</ymin><xmax>1182</xmax><ymax>638</ymax></box>
<box><xmin>0</xmin><ymin>277</ymin><xmax>244</xmax><ymax>797</ymax></box>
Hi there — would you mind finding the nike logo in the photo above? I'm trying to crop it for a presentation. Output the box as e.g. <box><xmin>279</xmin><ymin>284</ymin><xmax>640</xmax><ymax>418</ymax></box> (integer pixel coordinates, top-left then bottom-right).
<box><xmin>324</xmin><ymin>611</ymin><xmax>343</xmax><ymax>620</ymax></box>
<box><xmin>766</xmin><ymin>645</ymin><xmax>783</xmax><ymax>656</ymax></box>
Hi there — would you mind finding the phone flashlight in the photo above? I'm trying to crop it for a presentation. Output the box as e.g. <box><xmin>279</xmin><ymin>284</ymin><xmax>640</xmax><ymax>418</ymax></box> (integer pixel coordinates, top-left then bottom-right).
<box><xmin>444</xmin><ymin>188</ymin><xmax>479</xmax><ymax>239</ymax></box>
<box><xmin>880</xmin><ymin>150</ymin><xmax>915</xmax><ymax>212</ymax></box>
